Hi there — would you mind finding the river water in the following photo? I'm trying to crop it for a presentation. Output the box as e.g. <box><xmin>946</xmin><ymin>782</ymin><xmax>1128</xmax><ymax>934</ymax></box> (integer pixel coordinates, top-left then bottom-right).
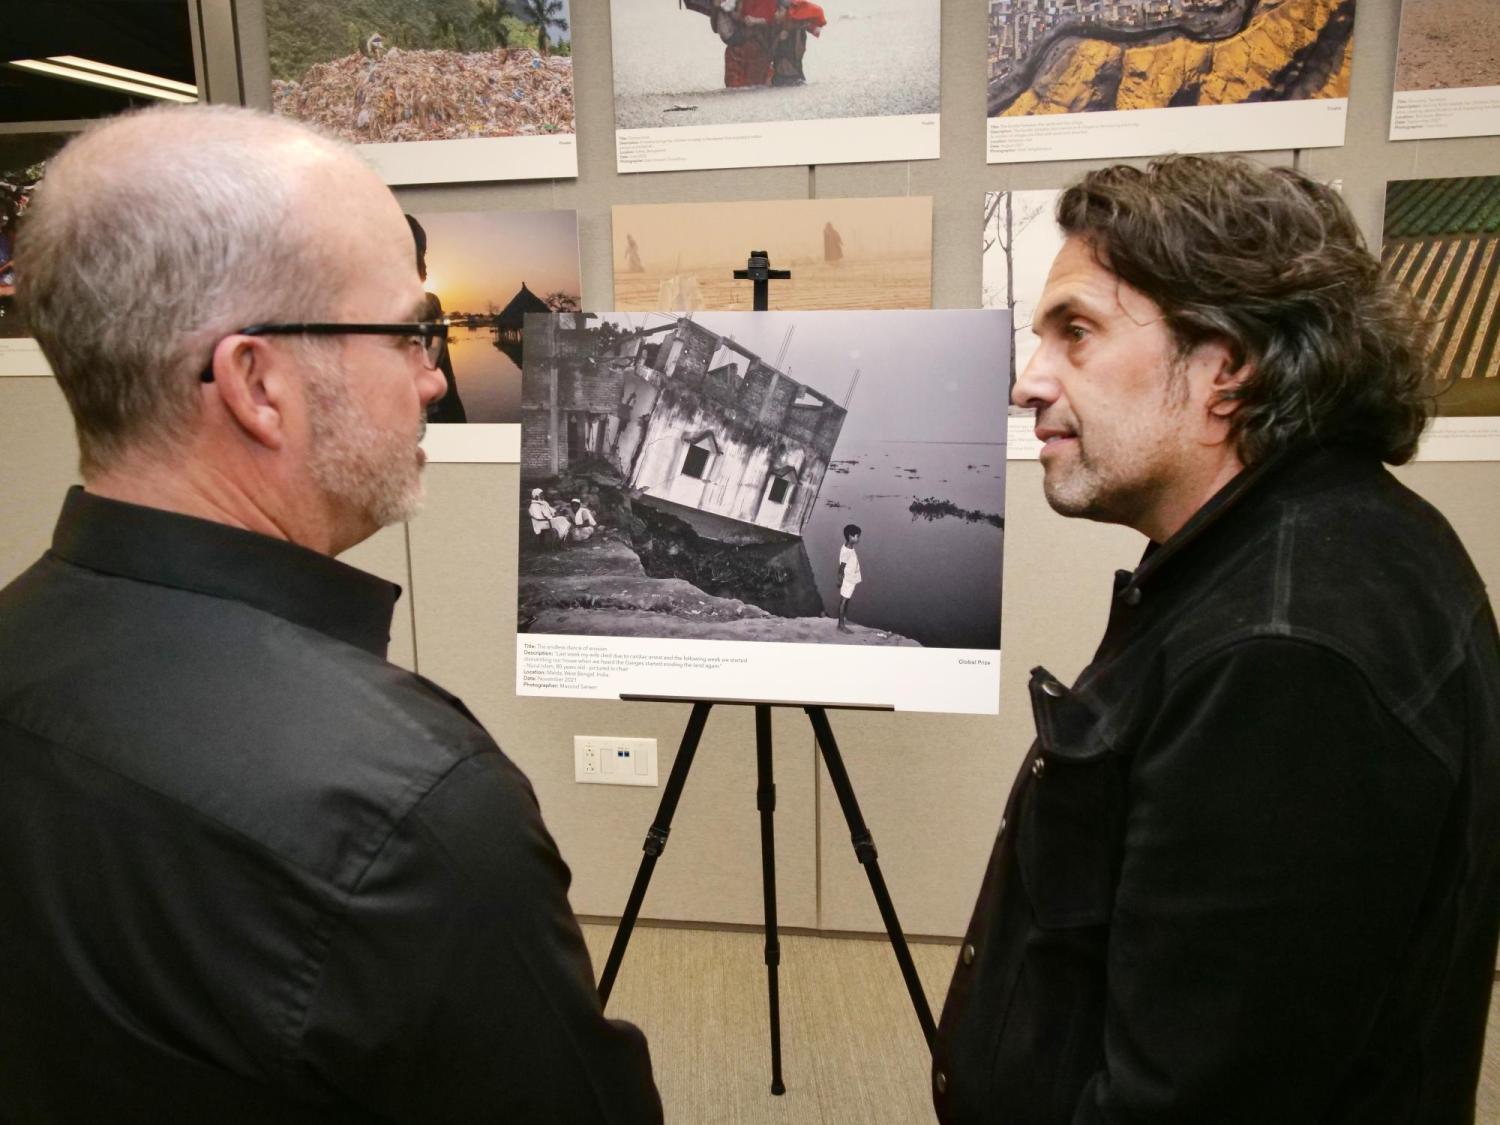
<box><xmin>448</xmin><ymin>326</ymin><xmax>522</xmax><ymax>423</ymax></box>
<box><xmin>800</xmin><ymin>440</ymin><xmax>1005</xmax><ymax>650</ymax></box>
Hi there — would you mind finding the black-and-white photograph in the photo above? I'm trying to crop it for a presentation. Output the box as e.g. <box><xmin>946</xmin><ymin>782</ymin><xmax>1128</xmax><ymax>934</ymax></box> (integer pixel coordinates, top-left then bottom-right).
<box><xmin>516</xmin><ymin>310</ymin><xmax>1007</xmax><ymax>656</ymax></box>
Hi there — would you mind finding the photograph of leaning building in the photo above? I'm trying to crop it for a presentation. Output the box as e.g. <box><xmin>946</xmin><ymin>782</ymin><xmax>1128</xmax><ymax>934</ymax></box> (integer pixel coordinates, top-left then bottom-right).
<box><xmin>516</xmin><ymin>310</ymin><xmax>1007</xmax><ymax>654</ymax></box>
<box><xmin>522</xmin><ymin>313</ymin><xmax>846</xmax><ymax>542</ymax></box>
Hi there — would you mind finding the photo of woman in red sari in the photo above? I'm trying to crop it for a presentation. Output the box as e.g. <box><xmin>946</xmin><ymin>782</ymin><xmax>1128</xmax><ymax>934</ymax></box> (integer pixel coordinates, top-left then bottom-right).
<box><xmin>710</xmin><ymin>0</ymin><xmax>827</xmax><ymax>88</ymax></box>
<box><xmin>609</xmin><ymin>0</ymin><xmax>939</xmax><ymax>170</ymax></box>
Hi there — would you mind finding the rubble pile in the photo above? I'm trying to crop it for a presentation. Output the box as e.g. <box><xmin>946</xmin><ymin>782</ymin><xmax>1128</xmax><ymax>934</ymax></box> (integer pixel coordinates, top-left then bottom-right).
<box><xmin>272</xmin><ymin>47</ymin><xmax>574</xmax><ymax>143</ymax></box>
<box><xmin>630</xmin><ymin>502</ymin><xmax>825</xmax><ymax>620</ymax></box>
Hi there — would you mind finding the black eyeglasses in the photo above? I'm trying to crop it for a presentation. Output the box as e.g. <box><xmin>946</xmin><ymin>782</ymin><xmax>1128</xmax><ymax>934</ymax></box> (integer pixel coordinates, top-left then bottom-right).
<box><xmin>199</xmin><ymin>322</ymin><xmax>449</xmax><ymax>382</ymax></box>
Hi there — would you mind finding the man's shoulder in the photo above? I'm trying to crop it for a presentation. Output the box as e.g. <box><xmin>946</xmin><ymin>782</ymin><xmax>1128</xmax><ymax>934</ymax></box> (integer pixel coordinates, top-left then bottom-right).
<box><xmin>0</xmin><ymin>556</ymin><xmax>508</xmax><ymax>891</ymax></box>
<box><xmin>1164</xmin><ymin>459</ymin><xmax>1489</xmax><ymax>725</ymax></box>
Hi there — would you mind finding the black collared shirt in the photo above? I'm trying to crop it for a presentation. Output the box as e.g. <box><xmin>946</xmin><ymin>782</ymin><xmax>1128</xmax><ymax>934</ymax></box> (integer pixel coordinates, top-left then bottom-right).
<box><xmin>0</xmin><ymin>489</ymin><xmax>661</xmax><ymax>1122</ymax></box>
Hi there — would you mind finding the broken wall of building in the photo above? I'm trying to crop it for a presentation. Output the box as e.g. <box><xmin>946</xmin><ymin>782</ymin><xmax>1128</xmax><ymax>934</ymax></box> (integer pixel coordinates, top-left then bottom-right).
<box><xmin>520</xmin><ymin>315</ymin><xmax>630</xmax><ymax>478</ymax></box>
<box><xmin>627</xmin><ymin>332</ymin><xmax>847</xmax><ymax>537</ymax></box>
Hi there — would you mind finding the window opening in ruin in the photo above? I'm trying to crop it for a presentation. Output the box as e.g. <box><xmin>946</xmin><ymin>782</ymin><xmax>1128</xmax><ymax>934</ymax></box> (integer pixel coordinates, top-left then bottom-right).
<box><xmin>681</xmin><ymin>444</ymin><xmax>711</xmax><ymax>480</ymax></box>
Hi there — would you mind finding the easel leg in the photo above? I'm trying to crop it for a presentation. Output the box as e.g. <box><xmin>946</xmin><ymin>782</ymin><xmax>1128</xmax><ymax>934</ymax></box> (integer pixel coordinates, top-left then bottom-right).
<box><xmin>806</xmin><ymin>706</ymin><xmax>938</xmax><ymax>1050</ymax></box>
<box><xmin>754</xmin><ymin>704</ymin><xmax>787</xmax><ymax>1095</ymax></box>
<box><xmin>599</xmin><ymin>701</ymin><xmax>713</xmax><ymax>1005</ymax></box>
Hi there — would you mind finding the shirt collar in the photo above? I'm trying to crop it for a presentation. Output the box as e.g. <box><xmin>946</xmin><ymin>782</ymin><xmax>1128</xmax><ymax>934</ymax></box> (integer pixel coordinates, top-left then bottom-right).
<box><xmin>1119</xmin><ymin>443</ymin><xmax>1308</xmax><ymax>601</ymax></box>
<box><xmin>48</xmin><ymin>486</ymin><xmax>402</xmax><ymax>658</ymax></box>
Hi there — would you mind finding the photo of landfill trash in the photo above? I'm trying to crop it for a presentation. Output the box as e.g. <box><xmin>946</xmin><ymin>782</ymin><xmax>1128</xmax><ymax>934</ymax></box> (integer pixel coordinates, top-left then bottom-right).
<box><xmin>517</xmin><ymin>310</ymin><xmax>1007</xmax><ymax>650</ymax></box>
<box><xmin>612</xmin><ymin>196</ymin><xmax>932</xmax><ymax>313</ymax></box>
<box><xmin>264</xmin><ymin>0</ymin><xmax>574</xmax><ymax>145</ymax></box>
<box><xmin>406</xmin><ymin>208</ymin><xmax>580</xmax><ymax>425</ymax></box>
<box><xmin>609</xmin><ymin>0</ymin><xmax>939</xmax><ymax>130</ymax></box>
<box><xmin>0</xmin><ymin>133</ymin><xmax>71</xmax><ymax>340</ymax></box>
<box><xmin>986</xmin><ymin>0</ymin><xmax>1354</xmax><ymax>119</ymax></box>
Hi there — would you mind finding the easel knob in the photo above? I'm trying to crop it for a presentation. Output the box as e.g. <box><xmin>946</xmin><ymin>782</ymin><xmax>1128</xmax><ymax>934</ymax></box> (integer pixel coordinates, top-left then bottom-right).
<box><xmin>733</xmin><ymin>250</ymin><xmax>792</xmax><ymax>312</ymax></box>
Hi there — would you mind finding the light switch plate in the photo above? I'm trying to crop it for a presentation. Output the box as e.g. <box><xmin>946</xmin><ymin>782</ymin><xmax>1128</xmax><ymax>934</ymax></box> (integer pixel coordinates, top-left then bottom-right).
<box><xmin>574</xmin><ymin>736</ymin><xmax>658</xmax><ymax>786</ymax></box>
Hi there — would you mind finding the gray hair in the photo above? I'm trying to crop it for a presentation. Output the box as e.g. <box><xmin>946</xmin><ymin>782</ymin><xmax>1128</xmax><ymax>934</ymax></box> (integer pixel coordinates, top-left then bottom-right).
<box><xmin>17</xmin><ymin>104</ymin><xmax>357</xmax><ymax>475</ymax></box>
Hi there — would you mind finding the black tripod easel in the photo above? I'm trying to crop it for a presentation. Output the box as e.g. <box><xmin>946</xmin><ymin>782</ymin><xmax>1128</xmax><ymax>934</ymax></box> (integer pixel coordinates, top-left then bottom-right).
<box><xmin>596</xmin><ymin>253</ymin><xmax>936</xmax><ymax>1094</ymax></box>
<box><xmin>596</xmin><ymin>697</ymin><xmax>937</xmax><ymax>1095</ymax></box>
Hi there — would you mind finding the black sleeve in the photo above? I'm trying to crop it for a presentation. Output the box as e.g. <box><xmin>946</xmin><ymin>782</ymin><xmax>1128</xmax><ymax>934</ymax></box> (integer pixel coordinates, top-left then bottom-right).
<box><xmin>1074</xmin><ymin>638</ymin><xmax>1453</xmax><ymax>1123</ymax></box>
<box><xmin>301</xmin><ymin>750</ymin><xmax>662</xmax><ymax>1123</ymax></box>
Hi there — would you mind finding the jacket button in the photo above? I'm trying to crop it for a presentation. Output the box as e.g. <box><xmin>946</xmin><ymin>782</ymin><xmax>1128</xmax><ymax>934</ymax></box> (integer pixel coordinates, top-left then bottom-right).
<box><xmin>998</xmin><ymin>814</ymin><xmax>1007</xmax><ymax>834</ymax></box>
<box><xmin>1123</xmin><ymin>587</ymin><xmax>1142</xmax><ymax>606</ymax></box>
<box><xmin>935</xmin><ymin>1071</ymin><xmax>948</xmax><ymax>1095</ymax></box>
<box><xmin>1041</xmin><ymin>678</ymin><xmax>1064</xmax><ymax>697</ymax></box>
<box><xmin>961</xmin><ymin>943</ymin><xmax>975</xmax><ymax>966</ymax></box>
<box><xmin>1031</xmin><ymin>757</ymin><xmax>1046</xmax><ymax>779</ymax></box>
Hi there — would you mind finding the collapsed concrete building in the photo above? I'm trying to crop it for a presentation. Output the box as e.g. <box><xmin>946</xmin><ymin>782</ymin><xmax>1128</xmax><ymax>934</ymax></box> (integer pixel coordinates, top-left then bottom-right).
<box><xmin>521</xmin><ymin>315</ymin><xmax>848</xmax><ymax>542</ymax></box>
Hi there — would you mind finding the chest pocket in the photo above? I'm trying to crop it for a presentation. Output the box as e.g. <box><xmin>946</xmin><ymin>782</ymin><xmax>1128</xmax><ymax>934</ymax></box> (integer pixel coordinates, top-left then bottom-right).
<box><xmin>1017</xmin><ymin>667</ymin><xmax>1126</xmax><ymax>929</ymax></box>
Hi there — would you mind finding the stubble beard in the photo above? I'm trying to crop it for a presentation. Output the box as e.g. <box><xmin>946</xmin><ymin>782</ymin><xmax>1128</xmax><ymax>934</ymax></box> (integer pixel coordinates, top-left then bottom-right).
<box><xmin>303</xmin><ymin>352</ymin><xmax>426</xmax><ymax>530</ymax></box>
<box><xmin>1041</xmin><ymin>376</ymin><xmax>1190</xmax><ymax>531</ymax></box>
<box><xmin>1041</xmin><ymin>431</ymin><xmax>1117</xmax><ymax>524</ymax></box>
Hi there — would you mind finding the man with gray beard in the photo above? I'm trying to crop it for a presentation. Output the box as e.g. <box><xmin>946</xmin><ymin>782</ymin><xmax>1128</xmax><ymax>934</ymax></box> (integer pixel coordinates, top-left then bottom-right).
<box><xmin>0</xmin><ymin>105</ymin><xmax>660</xmax><ymax>1122</ymax></box>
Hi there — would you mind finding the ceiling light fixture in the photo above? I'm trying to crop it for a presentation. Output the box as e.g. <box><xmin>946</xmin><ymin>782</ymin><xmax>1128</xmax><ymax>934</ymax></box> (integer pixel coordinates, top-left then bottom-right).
<box><xmin>6</xmin><ymin>56</ymin><xmax>198</xmax><ymax>103</ymax></box>
<box><xmin>46</xmin><ymin>56</ymin><xmax>199</xmax><ymax>96</ymax></box>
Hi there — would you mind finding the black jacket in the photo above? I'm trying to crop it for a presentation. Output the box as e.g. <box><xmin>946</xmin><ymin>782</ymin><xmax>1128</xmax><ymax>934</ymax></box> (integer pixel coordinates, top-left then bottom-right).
<box><xmin>0</xmin><ymin>489</ymin><xmax>661</xmax><ymax>1123</ymax></box>
<box><xmin>934</xmin><ymin>447</ymin><xmax>1500</xmax><ymax>1123</ymax></box>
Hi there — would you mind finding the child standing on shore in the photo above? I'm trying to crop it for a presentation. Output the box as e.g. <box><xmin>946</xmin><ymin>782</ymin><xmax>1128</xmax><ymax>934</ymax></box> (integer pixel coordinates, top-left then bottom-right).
<box><xmin>837</xmin><ymin>523</ymin><xmax>862</xmax><ymax>633</ymax></box>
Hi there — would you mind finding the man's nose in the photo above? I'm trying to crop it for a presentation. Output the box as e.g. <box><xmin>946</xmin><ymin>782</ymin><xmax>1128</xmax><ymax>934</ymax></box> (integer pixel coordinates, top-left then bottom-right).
<box><xmin>419</xmin><ymin>363</ymin><xmax>447</xmax><ymax>406</ymax></box>
<box><xmin>1012</xmin><ymin>344</ymin><xmax>1058</xmax><ymax>411</ymax></box>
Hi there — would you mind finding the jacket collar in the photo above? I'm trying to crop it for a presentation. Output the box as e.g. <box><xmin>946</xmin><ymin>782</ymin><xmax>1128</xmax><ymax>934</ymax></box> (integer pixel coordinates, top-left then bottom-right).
<box><xmin>48</xmin><ymin>486</ymin><xmax>401</xmax><ymax>658</ymax></box>
<box><xmin>1117</xmin><ymin>443</ymin><xmax>1377</xmax><ymax>603</ymax></box>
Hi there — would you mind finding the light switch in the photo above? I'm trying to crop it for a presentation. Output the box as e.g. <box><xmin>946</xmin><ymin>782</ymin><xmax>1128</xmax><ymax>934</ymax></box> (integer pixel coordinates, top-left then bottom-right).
<box><xmin>574</xmin><ymin>736</ymin><xmax>658</xmax><ymax>786</ymax></box>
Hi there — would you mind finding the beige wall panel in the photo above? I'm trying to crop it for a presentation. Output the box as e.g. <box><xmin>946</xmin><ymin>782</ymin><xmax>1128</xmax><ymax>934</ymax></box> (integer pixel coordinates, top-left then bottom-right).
<box><xmin>817</xmin><ymin>462</ymin><xmax>1144</xmax><ymax>936</ymax></box>
<box><xmin>1299</xmin><ymin>0</ymin><xmax>1407</xmax><ymax>240</ymax></box>
<box><xmin>812</xmin><ymin>709</ymin><xmax>1004</xmax><ymax>940</ymax></box>
<box><xmin>337</xmin><ymin>526</ymin><xmax>416</xmax><ymax>672</ymax></box>
<box><xmin>0</xmin><ymin>379</ymin><xmax>79</xmax><ymax>587</ymax></box>
<box><xmin>1394</xmin><ymin>464</ymin><xmax>1500</xmax><ymax>598</ymax></box>
<box><xmin>405</xmin><ymin>463</ymin><xmax>818</xmax><ymax>928</ymax></box>
<box><xmin>0</xmin><ymin>374</ymin><xmax>416</xmax><ymax>667</ymax></box>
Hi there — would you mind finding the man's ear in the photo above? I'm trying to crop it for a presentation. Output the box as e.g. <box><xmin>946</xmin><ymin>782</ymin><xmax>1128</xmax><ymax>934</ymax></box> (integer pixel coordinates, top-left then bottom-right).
<box><xmin>1202</xmin><ymin>341</ymin><xmax>1252</xmax><ymax>419</ymax></box>
<box><xmin>206</xmin><ymin>335</ymin><xmax>291</xmax><ymax>450</ymax></box>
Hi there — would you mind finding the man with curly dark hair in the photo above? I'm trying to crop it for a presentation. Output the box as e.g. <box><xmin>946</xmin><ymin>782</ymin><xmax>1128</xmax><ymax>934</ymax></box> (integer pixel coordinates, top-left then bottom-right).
<box><xmin>935</xmin><ymin>156</ymin><xmax>1500</xmax><ymax>1124</ymax></box>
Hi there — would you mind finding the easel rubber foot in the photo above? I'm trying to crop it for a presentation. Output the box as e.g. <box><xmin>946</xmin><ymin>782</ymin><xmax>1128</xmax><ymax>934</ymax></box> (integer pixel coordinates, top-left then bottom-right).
<box><xmin>771</xmin><ymin>1080</ymin><xmax>786</xmax><ymax>1096</ymax></box>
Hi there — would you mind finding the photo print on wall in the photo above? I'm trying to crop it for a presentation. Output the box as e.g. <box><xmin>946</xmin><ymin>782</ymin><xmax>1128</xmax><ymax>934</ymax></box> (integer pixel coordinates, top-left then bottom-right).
<box><xmin>515</xmin><ymin>309</ymin><xmax>1008</xmax><ymax>715</ymax></box>
<box><xmin>982</xmin><ymin>188</ymin><xmax>1064</xmax><ymax>460</ymax></box>
<box><xmin>610</xmin><ymin>0</ymin><xmax>941</xmax><ymax>173</ymax></box>
<box><xmin>1389</xmin><ymin>0</ymin><xmax>1500</xmax><ymax>141</ymax></box>
<box><xmin>408</xmin><ymin>208</ymin><xmax>581</xmax><ymax>462</ymax></box>
<box><xmin>262</xmin><ymin>0</ymin><xmax>577</xmax><ymax>183</ymax></box>
<box><xmin>0</xmin><ymin>132</ymin><xmax>74</xmax><ymax>375</ymax></box>
<box><xmin>985</xmin><ymin>0</ymin><xmax>1355</xmax><ymax>164</ymax></box>
<box><xmin>1382</xmin><ymin>175</ymin><xmax>1500</xmax><ymax>461</ymax></box>
<box><xmin>611</xmin><ymin>196</ymin><xmax>933</xmax><ymax>312</ymax></box>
